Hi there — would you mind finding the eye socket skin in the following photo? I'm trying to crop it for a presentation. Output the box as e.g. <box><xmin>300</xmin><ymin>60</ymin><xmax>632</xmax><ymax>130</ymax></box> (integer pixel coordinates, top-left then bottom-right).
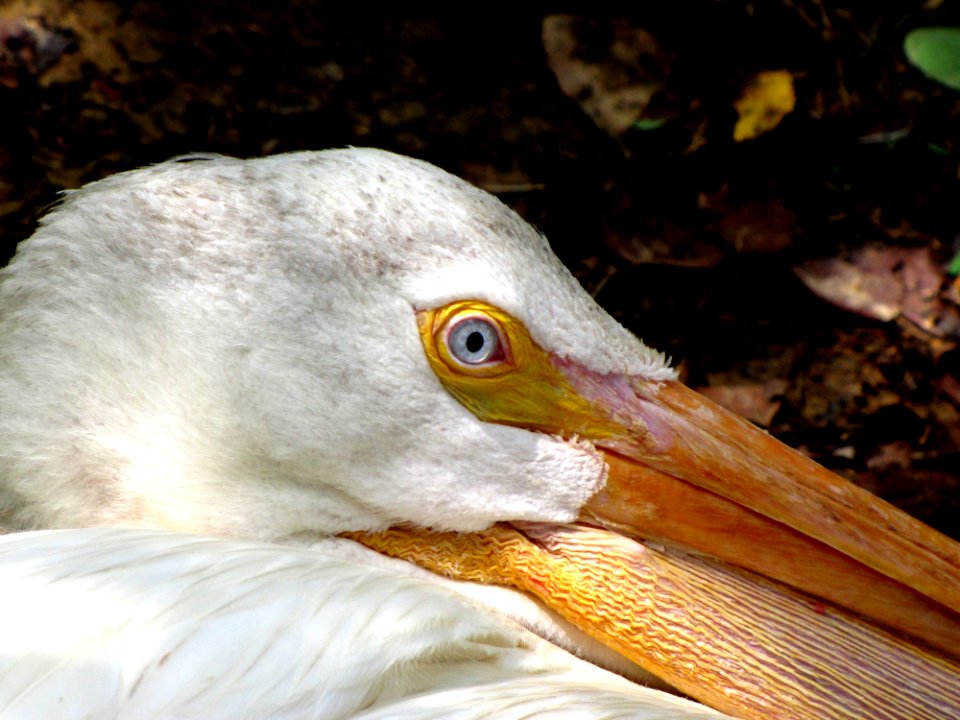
<box><xmin>446</xmin><ymin>316</ymin><xmax>505</xmax><ymax>366</ymax></box>
<box><xmin>417</xmin><ymin>299</ymin><xmax>620</xmax><ymax>436</ymax></box>
<box><xmin>417</xmin><ymin>301</ymin><xmax>516</xmax><ymax>379</ymax></box>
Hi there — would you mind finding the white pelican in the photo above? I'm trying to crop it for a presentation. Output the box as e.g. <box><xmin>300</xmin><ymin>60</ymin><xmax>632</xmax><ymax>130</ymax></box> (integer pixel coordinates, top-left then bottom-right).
<box><xmin>0</xmin><ymin>148</ymin><xmax>958</xmax><ymax>719</ymax></box>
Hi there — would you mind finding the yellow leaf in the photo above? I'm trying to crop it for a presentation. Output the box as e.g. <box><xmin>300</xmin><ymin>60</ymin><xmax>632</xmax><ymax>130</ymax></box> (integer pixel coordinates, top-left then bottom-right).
<box><xmin>732</xmin><ymin>70</ymin><xmax>796</xmax><ymax>142</ymax></box>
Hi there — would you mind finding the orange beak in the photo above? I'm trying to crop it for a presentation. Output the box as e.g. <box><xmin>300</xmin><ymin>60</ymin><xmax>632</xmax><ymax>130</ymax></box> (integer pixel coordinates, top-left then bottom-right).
<box><xmin>352</xmin><ymin>304</ymin><xmax>960</xmax><ymax>719</ymax></box>
<box><xmin>573</xmin><ymin>373</ymin><xmax>960</xmax><ymax>655</ymax></box>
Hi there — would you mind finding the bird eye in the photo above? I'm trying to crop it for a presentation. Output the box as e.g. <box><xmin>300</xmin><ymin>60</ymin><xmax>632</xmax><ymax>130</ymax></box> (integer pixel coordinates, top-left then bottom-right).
<box><xmin>446</xmin><ymin>316</ymin><xmax>505</xmax><ymax>365</ymax></box>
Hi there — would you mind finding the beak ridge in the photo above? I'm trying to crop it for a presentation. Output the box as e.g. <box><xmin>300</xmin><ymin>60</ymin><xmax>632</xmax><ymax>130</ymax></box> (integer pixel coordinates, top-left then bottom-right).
<box><xmin>555</xmin><ymin>367</ymin><xmax>960</xmax><ymax>654</ymax></box>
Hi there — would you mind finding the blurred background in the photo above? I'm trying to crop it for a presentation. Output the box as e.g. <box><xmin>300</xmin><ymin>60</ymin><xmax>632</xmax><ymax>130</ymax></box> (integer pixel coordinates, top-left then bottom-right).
<box><xmin>1</xmin><ymin>2</ymin><xmax>958</xmax><ymax>536</ymax></box>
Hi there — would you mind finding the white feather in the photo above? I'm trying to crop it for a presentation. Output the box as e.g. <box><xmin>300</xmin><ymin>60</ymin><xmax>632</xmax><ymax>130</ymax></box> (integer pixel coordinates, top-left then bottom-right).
<box><xmin>0</xmin><ymin>149</ymin><xmax>720</xmax><ymax>718</ymax></box>
<box><xmin>0</xmin><ymin>528</ymin><xmax>723</xmax><ymax>719</ymax></box>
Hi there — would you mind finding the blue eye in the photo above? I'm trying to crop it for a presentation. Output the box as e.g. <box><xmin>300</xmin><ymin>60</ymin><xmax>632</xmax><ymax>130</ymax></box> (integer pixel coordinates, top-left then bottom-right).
<box><xmin>447</xmin><ymin>317</ymin><xmax>503</xmax><ymax>365</ymax></box>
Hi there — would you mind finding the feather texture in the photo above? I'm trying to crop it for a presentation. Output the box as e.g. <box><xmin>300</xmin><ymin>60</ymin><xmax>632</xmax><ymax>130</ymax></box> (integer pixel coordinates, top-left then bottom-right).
<box><xmin>0</xmin><ymin>528</ymin><xmax>724</xmax><ymax>719</ymax></box>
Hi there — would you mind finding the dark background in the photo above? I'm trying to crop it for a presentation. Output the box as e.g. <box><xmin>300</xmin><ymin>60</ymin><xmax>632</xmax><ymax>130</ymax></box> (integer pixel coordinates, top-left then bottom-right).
<box><xmin>1</xmin><ymin>2</ymin><xmax>958</xmax><ymax>537</ymax></box>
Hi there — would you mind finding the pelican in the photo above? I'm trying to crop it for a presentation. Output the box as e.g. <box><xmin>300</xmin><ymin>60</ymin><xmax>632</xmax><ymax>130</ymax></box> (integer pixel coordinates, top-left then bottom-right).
<box><xmin>0</xmin><ymin>148</ymin><xmax>958</xmax><ymax>719</ymax></box>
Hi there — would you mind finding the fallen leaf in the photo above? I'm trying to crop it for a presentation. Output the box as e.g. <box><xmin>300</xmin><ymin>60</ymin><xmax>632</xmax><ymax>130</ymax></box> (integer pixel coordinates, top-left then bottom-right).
<box><xmin>938</xmin><ymin>374</ymin><xmax>960</xmax><ymax>407</ymax></box>
<box><xmin>833</xmin><ymin>445</ymin><xmax>857</xmax><ymax>460</ymax></box>
<box><xmin>900</xmin><ymin>248</ymin><xmax>960</xmax><ymax>336</ymax></box>
<box><xmin>904</xmin><ymin>26</ymin><xmax>960</xmax><ymax>91</ymax></box>
<box><xmin>796</xmin><ymin>246</ymin><xmax>960</xmax><ymax>337</ymax></box>
<box><xmin>459</xmin><ymin>163</ymin><xmax>544</xmax><ymax>194</ymax></box>
<box><xmin>542</xmin><ymin>15</ymin><xmax>672</xmax><ymax>137</ymax></box>
<box><xmin>796</xmin><ymin>249</ymin><xmax>902</xmax><ymax>321</ymax></box>
<box><xmin>866</xmin><ymin>441</ymin><xmax>913</xmax><ymax>470</ymax></box>
<box><xmin>733</xmin><ymin>70</ymin><xmax>796</xmax><ymax>142</ymax></box>
<box><xmin>697</xmin><ymin>379</ymin><xmax>788</xmax><ymax>427</ymax></box>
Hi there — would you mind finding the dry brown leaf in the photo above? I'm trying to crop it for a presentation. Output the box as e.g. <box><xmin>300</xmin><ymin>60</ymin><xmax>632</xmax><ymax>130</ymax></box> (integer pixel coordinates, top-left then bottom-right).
<box><xmin>900</xmin><ymin>249</ymin><xmax>960</xmax><ymax>337</ymax></box>
<box><xmin>459</xmin><ymin>163</ymin><xmax>544</xmax><ymax>194</ymax></box>
<box><xmin>796</xmin><ymin>249</ymin><xmax>903</xmax><ymax>321</ymax></box>
<box><xmin>866</xmin><ymin>441</ymin><xmax>913</xmax><ymax>470</ymax></box>
<box><xmin>697</xmin><ymin>379</ymin><xmax>789</xmax><ymax>427</ymax></box>
<box><xmin>542</xmin><ymin>16</ymin><xmax>671</xmax><ymax>137</ymax></box>
<box><xmin>938</xmin><ymin>375</ymin><xmax>960</xmax><ymax>407</ymax></box>
<box><xmin>796</xmin><ymin>246</ymin><xmax>960</xmax><ymax>338</ymax></box>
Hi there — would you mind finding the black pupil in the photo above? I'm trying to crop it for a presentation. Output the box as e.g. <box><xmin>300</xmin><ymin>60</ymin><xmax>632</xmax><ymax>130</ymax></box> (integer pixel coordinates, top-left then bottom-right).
<box><xmin>465</xmin><ymin>330</ymin><xmax>485</xmax><ymax>353</ymax></box>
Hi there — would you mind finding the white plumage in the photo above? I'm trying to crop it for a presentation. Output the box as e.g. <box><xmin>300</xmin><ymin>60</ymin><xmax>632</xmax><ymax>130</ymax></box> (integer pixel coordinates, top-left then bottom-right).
<box><xmin>0</xmin><ymin>149</ymin><xmax>724</xmax><ymax>718</ymax></box>
<box><xmin>0</xmin><ymin>528</ymin><xmax>721</xmax><ymax>719</ymax></box>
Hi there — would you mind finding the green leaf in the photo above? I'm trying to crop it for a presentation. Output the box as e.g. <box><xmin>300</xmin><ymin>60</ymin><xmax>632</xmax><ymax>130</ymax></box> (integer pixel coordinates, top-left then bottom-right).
<box><xmin>631</xmin><ymin>118</ymin><xmax>667</xmax><ymax>131</ymax></box>
<box><xmin>905</xmin><ymin>27</ymin><xmax>960</xmax><ymax>91</ymax></box>
<box><xmin>948</xmin><ymin>250</ymin><xmax>960</xmax><ymax>276</ymax></box>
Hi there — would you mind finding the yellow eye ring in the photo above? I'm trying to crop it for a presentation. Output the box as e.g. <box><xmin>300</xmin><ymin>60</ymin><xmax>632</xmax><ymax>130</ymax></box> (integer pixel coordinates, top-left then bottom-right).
<box><xmin>417</xmin><ymin>300</ymin><xmax>621</xmax><ymax>437</ymax></box>
<box><xmin>420</xmin><ymin>301</ymin><xmax>515</xmax><ymax>378</ymax></box>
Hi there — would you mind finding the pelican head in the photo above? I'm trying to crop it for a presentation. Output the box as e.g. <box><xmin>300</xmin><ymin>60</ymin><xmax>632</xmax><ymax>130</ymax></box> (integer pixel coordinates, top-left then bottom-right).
<box><xmin>0</xmin><ymin>149</ymin><xmax>667</xmax><ymax>536</ymax></box>
<box><xmin>1</xmin><ymin>148</ymin><xmax>958</xmax><ymax>718</ymax></box>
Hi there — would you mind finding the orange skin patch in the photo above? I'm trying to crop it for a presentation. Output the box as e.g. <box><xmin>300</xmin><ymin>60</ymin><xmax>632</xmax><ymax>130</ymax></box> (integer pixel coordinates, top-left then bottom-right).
<box><xmin>349</xmin><ymin>523</ymin><xmax>960</xmax><ymax>720</ymax></box>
